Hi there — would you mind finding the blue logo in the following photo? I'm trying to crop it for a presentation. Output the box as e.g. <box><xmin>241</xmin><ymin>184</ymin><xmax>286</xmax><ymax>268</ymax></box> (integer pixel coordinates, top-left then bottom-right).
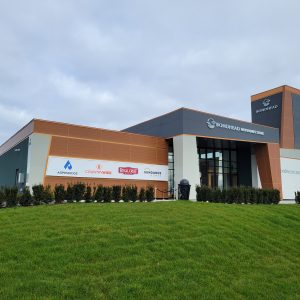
<box><xmin>64</xmin><ymin>160</ymin><xmax>72</xmax><ymax>170</ymax></box>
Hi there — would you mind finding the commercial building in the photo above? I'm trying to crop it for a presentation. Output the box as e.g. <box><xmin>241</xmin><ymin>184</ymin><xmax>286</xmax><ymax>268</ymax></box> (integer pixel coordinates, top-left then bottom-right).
<box><xmin>1</xmin><ymin>85</ymin><xmax>300</xmax><ymax>199</ymax></box>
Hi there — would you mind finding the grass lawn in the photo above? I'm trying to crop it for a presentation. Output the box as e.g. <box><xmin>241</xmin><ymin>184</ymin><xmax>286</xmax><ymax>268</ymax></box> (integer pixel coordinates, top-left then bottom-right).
<box><xmin>0</xmin><ymin>201</ymin><xmax>299</xmax><ymax>299</ymax></box>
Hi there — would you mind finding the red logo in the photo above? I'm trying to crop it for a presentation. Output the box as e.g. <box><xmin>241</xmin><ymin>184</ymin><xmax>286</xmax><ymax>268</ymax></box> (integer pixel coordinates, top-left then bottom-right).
<box><xmin>118</xmin><ymin>167</ymin><xmax>138</xmax><ymax>175</ymax></box>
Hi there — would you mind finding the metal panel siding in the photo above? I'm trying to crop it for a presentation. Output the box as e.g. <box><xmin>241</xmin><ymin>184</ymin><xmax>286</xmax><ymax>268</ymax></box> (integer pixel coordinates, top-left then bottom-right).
<box><xmin>125</xmin><ymin>108</ymin><xmax>279</xmax><ymax>143</ymax></box>
<box><xmin>0</xmin><ymin>121</ymin><xmax>33</xmax><ymax>156</ymax></box>
<box><xmin>292</xmin><ymin>94</ymin><xmax>300</xmax><ymax>149</ymax></box>
<box><xmin>182</xmin><ymin>109</ymin><xmax>279</xmax><ymax>143</ymax></box>
<box><xmin>0</xmin><ymin>138</ymin><xmax>29</xmax><ymax>187</ymax></box>
<box><xmin>251</xmin><ymin>93</ymin><xmax>282</xmax><ymax>129</ymax></box>
<box><xmin>124</xmin><ymin>109</ymin><xmax>184</xmax><ymax>138</ymax></box>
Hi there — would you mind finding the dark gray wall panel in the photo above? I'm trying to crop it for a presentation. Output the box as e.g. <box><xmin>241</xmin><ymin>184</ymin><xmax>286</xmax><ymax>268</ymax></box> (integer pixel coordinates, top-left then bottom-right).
<box><xmin>124</xmin><ymin>109</ymin><xmax>183</xmax><ymax>138</ymax></box>
<box><xmin>251</xmin><ymin>93</ymin><xmax>282</xmax><ymax>130</ymax></box>
<box><xmin>182</xmin><ymin>109</ymin><xmax>279</xmax><ymax>143</ymax></box>
<box><xmin>0</xmin><ymin>138</ymin><xmax>28</xmax><ymax>187</ymax></box>
<box><xmin>124</xmin><ymin>108</ymin><xmax>279</xmax><ymax>143</ymax></box>
<box><xmin>237</xmin><ymin>142</ymin><xmax>252</xmax><ymax>186</ymax></box>
<box><xmin>292</xmin><ymin>94</ymin><xmax>300</xmax><ymax>149</ymax></box>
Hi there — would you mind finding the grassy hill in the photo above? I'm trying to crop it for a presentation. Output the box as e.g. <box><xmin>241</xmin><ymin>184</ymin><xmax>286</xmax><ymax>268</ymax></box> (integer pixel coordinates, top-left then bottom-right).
<box><xmin>0</xmin><ymin>201</ymin><xmax>299</xmax><ymax>299</ymax></box>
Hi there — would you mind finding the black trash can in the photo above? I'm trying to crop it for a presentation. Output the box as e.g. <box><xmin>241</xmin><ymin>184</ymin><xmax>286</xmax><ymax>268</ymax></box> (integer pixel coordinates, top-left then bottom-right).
<box><xmin>178</xmin><ymin>179</ymin><xmax>191</xmax><ymax>200</ymax></box>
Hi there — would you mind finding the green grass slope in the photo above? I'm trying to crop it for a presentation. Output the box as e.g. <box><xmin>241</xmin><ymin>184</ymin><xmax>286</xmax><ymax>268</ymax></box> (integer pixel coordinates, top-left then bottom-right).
<box><xmin>0</xmin><ymin>202</ymin><xmax>299</xmax><ymax>299</ymax></box>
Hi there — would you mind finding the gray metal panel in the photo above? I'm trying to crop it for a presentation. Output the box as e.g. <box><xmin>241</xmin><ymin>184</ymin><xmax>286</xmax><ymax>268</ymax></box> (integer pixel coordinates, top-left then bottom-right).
<box><xmin>0</xmin><ymin>138</ymin><xmax>29</xmax><ymax>187</ymax></box>
<box><xmin>251</xmin><ymin>93</ymin><xmax>282</xmax><ymax>129</ymax></box>
<box><xmin>182</xmin><ymin>109</ymin><xmax>279</xmax><ymax>143</ymax></box>
<box><xmin>292</xmin><ymin>94</ymin><xmax>300</xmax><ymax>149</ymax></box>
<box><xmin>0</xmin><ymin>120</ymin><xmax>34</xmax><ymax>156</ymax></box>
<box><xmin>124</xmin><ymin>108</ymin><xmax>279</xmax><ymax>143</ymax></box>
<box><xmin>124</xmin><ymin>109</ymin><xmax>183</xmax><ymax>138</ymax></box>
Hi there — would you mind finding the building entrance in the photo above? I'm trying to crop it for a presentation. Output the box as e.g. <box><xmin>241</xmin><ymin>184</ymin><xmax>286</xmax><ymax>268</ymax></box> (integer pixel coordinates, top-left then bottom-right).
<box><xmin>197</xmin><ymin>138</ymin><xmax>238</xmax><ymax>189</ymax></box>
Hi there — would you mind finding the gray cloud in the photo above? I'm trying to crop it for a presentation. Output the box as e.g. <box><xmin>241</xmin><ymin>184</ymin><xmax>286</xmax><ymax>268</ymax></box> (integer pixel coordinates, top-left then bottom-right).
<box><xmin>1</xmin><ymin>0</ymin><xmax>300</xmax><ymax>143</ymax></box>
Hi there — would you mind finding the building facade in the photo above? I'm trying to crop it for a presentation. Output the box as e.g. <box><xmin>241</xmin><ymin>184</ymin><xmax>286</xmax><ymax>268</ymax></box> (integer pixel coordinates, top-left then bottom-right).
<box><xmin>1</xmin><ymin>85</ymin><xmax>300</xmax><ymax>199</ymax></box>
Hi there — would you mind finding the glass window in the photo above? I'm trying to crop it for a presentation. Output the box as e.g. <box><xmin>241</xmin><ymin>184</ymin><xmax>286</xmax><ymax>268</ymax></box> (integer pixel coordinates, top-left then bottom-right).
<box><xmin>199</xmin><ymin>149</ymin><xmax>206</xmax><ymax>159</ymax></box>
<box><xmin>223</xmin><ymin>150</ymin><xmax>229</xmax><ymax>161</ymax></box>
<box><xmin>207</xmin><ymin>172</ymin><xmax>215</xmax><ymax>188</ymax></box>
<box><xmin>224</xmin><ymin>173</ymin><xmax>230</xmax><ymax>189</ymax></box>
<box><xmin>231</xmin><ymin>150</ymin><xmax>237</xmax><ymax>162</ymax></box>
<box><xmin>197</xmin><ymin>138</ymin><xmax>240</xmax><ymax>190</ymax></box>
<box><xmin>207</xmin><ymin>149</ymin><xmax>213</xmax><ymax>159</ymax></box>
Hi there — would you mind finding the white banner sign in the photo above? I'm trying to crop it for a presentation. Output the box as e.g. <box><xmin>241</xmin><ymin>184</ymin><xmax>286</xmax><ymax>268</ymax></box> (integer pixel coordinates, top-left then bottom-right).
<box><xmin>281</xmin><ymin>157</ymin><xmax>300</xmax><ymax>199</ymax></box>
<box><xmin>46</xmin><ymin>156</ymin><xmax>168</xmax><ymax>181</ymax></box>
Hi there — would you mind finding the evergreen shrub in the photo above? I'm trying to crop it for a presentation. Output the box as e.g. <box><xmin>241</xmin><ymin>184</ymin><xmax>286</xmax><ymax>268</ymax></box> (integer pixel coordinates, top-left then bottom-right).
<box><xmin>146</xmin><ymin>186</ymin><xmax>154</xmax><ymax>202</ymax></box>
<box><xmin>19</xmin><ymin>187</ymin><xmax>33</xmax><ymax>206</ymax></box>
<box><xmin>54</xmin><ymin>185</ymin><xmax>66</xmax><ymax>204</ymax></box>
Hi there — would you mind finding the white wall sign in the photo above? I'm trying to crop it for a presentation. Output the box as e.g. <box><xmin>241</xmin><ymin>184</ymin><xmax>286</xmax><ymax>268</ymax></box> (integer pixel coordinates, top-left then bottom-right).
<box><xmin>206</xmin><ymin>118</ymin><xmax>265</xmax><ymax>136</ymax></box>
<box><xmin>46</xmin><ymin>156</ymin><xmax>168</xmax><ymax>181</ymax></box>
<box><xmin>280</xmin><ymin>157</ymin><xmax>300</xmax><ymax>199</ymax></box>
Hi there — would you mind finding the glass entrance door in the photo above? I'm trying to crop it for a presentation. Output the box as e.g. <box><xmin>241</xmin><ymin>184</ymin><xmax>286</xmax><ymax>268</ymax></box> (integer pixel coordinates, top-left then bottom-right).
<box><xmin>198</xmin><ymin>138</ymin><xmax>238</xmax><ymax>189</ymax></box>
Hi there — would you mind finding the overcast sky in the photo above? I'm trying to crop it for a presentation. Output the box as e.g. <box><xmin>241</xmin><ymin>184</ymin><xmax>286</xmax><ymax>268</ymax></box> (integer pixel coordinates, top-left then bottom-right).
<box><xmin>1</xmin><ymin>0</ymin><xmax>300</xmax><ymax>143</ymax></box>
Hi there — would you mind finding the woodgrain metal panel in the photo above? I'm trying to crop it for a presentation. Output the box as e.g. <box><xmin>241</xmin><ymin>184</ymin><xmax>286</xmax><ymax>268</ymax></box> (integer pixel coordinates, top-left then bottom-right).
<box><xmin>102</xmin><ymin>142</ymin><xmax>131</xmax><ymax>161</ymax></box>
<box><xmin>130</xmin><ymin>145</ymin><xmax>157</xmax><ymax>163</ymax></box>
<box><xmin>255</xmin><ymin>143</ymin><xmax>282</xmax><ymax>197</ymax></box>
<box><xmin>49</xmin><ymin>136</ymin><xmax>167</xmax><ymax>165</ymax></box>
<box><xmin>49</xmin><ymin>136</ymin><xmax>68</xmax><ymax>157</ymax></box>
<box><xmin>251</xmin><ymin>86</ymin><xmax>284</xmax><ymax>102</ymax></box>
<box><xmin>68</xmin><ymin>125</ymin><xmax>99</xmax><ymax>140</ymax></box>
<box><xmin>67</xmin><ymin>138</ymin><xmax>101</xmax><ymax>159</ymax></box>
<box><xmin>34</xmin><ymin>120</ymin><xmax>69</xmax><ymax>136</ymax></box>
<box><xmin>280</xmin><ymin>90</ymin><xmax>295</xmax><ymax>148</ymax></box>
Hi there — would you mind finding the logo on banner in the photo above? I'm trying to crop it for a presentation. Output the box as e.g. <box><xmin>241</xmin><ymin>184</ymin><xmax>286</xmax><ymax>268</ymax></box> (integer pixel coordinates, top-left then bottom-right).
<box><xmin>119</xmin><ymin>167</ymin><xmax>139</xmax><ymax>175</ymax></box>
<box><xmin>64</xmin><ymin>160</ymin><xmax>72</xmax><ymax>170</ymax></box>
<box><xmin>57</xmin><ymin>160</ymin><xmax>78</xmax><ymax>176</ymax></box>
<box><xmin>144</xmin><ymin>168</ymin><xmax>162</xmax><ymax>176</ymax></box>
<box><xmin>85</xmin><ymin>164</ymin><xmax>112</xmax><ymax>175</ymax></box>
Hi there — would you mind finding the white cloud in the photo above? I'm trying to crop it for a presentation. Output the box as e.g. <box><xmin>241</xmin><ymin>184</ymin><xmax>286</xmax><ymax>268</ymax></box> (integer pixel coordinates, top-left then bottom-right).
<box><xmin>49</xmin><ymin>72</ymin><xmax>117</xmax><ymax>105</ymax></box>
<box><xmin>0</xmin><ymin>0</ymin><xmax>300</xmax><ymax>143</ymax></box>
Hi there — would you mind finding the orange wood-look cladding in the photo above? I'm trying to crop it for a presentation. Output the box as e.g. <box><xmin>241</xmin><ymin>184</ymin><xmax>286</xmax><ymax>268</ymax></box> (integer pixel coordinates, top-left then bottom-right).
<box><xmin>34</xmin><ymin>119</ymin><xmax>168</xmax><ymax>165</ymax></box>
<box><xmin>49</xmin><ymin>136</ymin><xmax>168</xmax><ymax>165</ymax></box>
<box><xmin>254</xmin><ymin>143</ymin><xmax>282</xmax><ymax>197</ymax></box>
<box><xmin>33</xmin><ymin>119</ymin><xmax>167</xmax><ymax>150</ymax></box>
<box><xmin>251</xmin><ymin>86</ymin><xmax>284</xmax><ymax>102</ymax></box>
<box><xmin>251</xmin><ymin>85</ymin><xmax>300</xmax><ymax>102</ymax></box>
<box><xmin>44</xmin><ymin>177</ymin><xmax>168</xmax><ymax>198</ymax></box>
<box><xmin>280</xmin><ymin>90</ymin><xmax>295</xmax><ymax>148</ymax></box>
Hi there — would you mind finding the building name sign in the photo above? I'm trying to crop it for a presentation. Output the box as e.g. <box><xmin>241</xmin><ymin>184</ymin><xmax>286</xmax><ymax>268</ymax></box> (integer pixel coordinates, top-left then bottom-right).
<box><xmin>206</xmin><ymin>118</ymin><xmax>264</xmax><ymax>136</ymax></box>
<box><xmin>256</xmin><ymin>98</ymin><xmax>278</xmax><ymax>114</ymax></box>
<box><xmin>46</xmin><ymin>156</ymin><xmax>168</xmax><ymax>181</ymax></box>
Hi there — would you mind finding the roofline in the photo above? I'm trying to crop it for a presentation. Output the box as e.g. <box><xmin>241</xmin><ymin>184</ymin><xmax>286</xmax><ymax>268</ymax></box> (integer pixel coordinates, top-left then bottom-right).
<box><xmin>123</xmin><ymin>107</ymin><xmax>184</xmax><ymax>131</ymax></box>
<box><xmin>124</xmin><ymin>106</ymin><xmax>279</xmax><ymax>131</ymax></box>
<box><xmin>251</xmin><ymin>85</ymin><xmax>300</xmax><ymax>101</ymax></box>
<box><xmin>33</xmin><ymin>118</ymin><xmax>165</xmax><ymax>140</ymax></box>
<box><xmin>0</xmin><ymin>119</ymin><xmax>35</xmax><ymax>156</ymax></box>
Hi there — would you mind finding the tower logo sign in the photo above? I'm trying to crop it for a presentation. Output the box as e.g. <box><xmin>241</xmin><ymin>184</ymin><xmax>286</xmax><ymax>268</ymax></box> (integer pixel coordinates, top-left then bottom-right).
<box><xmin>256</xmin><ymin>98</ymin><xmax>278</xmax><ymax>113</ymax></box>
